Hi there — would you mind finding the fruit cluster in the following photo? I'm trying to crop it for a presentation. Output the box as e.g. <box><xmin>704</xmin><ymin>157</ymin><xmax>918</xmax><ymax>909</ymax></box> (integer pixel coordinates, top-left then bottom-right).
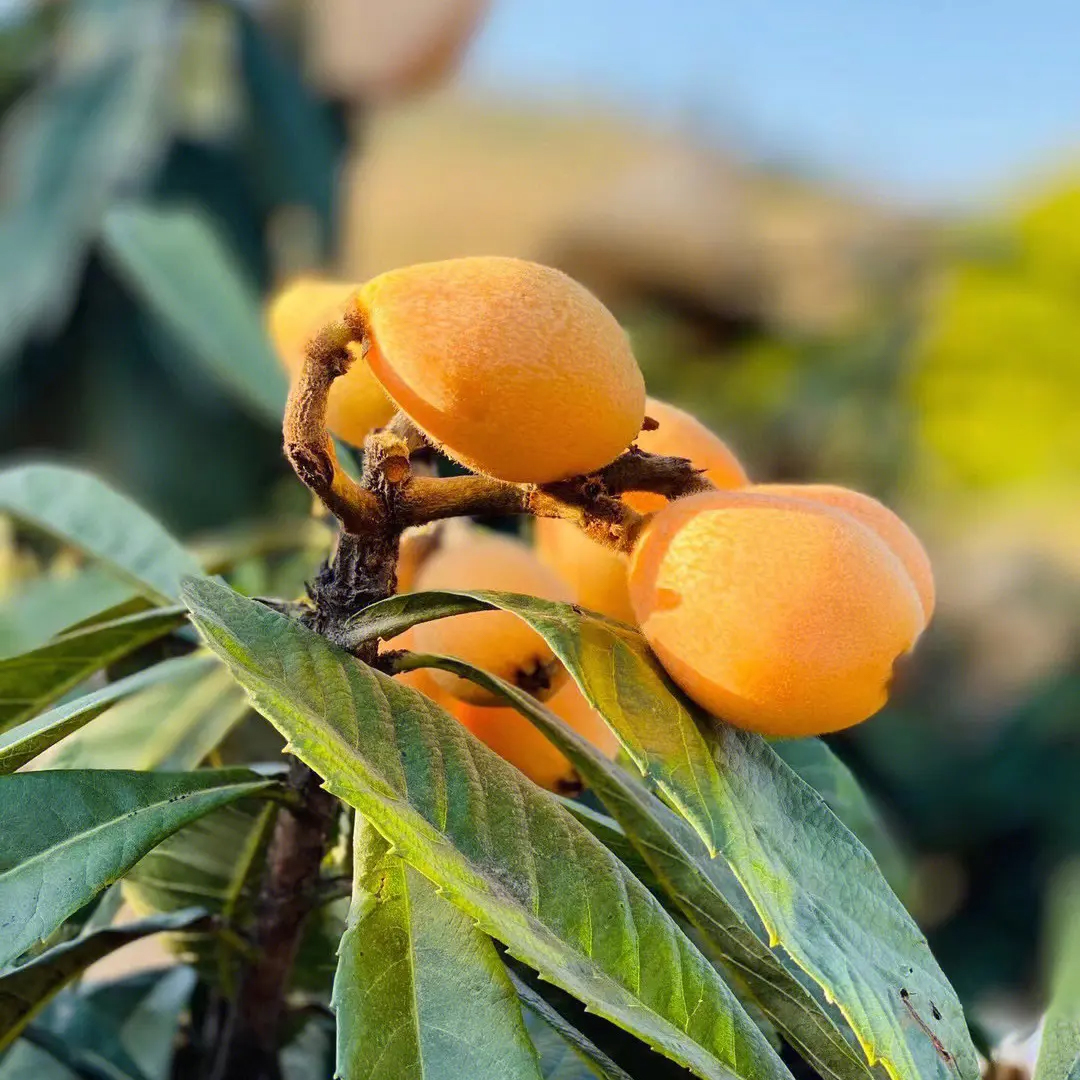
<box><xmin>271</xmin><ymin>256</ymin><xmax>933</xmax><ymax>788</ymax></box>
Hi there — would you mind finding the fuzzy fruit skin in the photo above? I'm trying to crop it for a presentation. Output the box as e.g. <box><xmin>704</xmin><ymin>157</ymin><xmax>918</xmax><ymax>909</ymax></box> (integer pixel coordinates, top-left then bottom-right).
<box><xmin>750</xmin><ymin>483</ymin><xmax>935</xmax><ymax>622</ymax></box>
<box><xmin>267</xmin><ymin>278</ymin><xmax>394</xmax><ymax>446</ymax></box>
<box><xmin>628</xmin><ymin>490</ymin><xmax>925</xmax><ymax>736</ymax></box>
<box><xmin>353</xmin><ymin>257</ymin><xmax>646</xmax><ymax>483</ymax></box>
<box><xmin>413</xmin><ymin>529</ymin><xmax>573</xmax><ymax>705</ymax></box>
<box><xmin>452</xmin><ymin>678</ymin><xmax>617</xmax><ymax>791</ymax></box>
<box><xmin>627</xmin><ymin>398</ymin><xmax>749</xmax><ymax>513</ymax></box>
<box><xmin>536</xmin><ymin>398</ymin><xmax>747</xmax><ymax>619</ymax></box>
<box><xmin>534</xmin><ymin>518</ymin><xmax>635</xmax><ymax>624</ymax></box>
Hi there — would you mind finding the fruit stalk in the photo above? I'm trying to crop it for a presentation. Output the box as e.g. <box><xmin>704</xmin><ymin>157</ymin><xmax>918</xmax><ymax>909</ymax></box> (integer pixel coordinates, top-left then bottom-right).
<box><xmin>219</xmin><ymin>325</ymin><xmax>716</xmax><ymax>1077</ymax></box>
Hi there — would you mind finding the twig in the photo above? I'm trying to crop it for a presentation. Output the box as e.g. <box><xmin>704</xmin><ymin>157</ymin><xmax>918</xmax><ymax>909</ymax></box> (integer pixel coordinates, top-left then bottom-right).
<box><xmin>224</xmin><ymin>317</ymin><xmax>717</xmax><ymax>1078</ymax></box>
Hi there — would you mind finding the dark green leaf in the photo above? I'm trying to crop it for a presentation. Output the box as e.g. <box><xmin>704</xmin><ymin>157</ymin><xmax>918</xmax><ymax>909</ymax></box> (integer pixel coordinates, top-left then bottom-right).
<box><xmin>0</xmin><ymin>0</ymin><xmax>172</xmax><ymax>367</ymax></box>
<box><xmin>184</xmin><ymin>577</ymin><xmax>791</xmax><ymax>1080</ymax></box>
<box><xmin>333</xmin><ymin>816</ymin><xmax>541</xmax><ymax>1080</ymax></box>
<box><xmin>398</xmin><ymin>652</ymin><xmax>875</xmax><ymax>1080</ymax></box>
<box><xmin>513</xmin><ymin>973</ymin><xmax>636</xmax><ymax>1080</ymax></box>
<box><xmin>0</xmin><ymin>908</ymin><xmax>207</xmax><ymax>1054</ymax></box>
<box><xmin>0</xmin><ymin>465</ymin><xmax>200</xmax><ymax>603</ymax></box>
<box><xmin>0</xmin><ymin>570</ymin><xmax>133</xmax><ymax>660</ymax></box>
<box><xmin>350</xmin><ymin>590</ymin><xmax>728</xmax><ymax>856</ymax></box>
<box><xmin>358</xmin><ymin>592</ymin><xmax>979</xmax><ymax>1080</ymax></box>
<box><xmin>237</xmin><ymin>10</ymin><xmax>341</xmax><ymax>245</ymax></box>
<box><xmin>119</xmin><ymin>801</ymin><xmax>276</xmax><ymax>989</ymax></box>
<box><xmin>1</xmin><ymin>966</ymin><xmax>196</xmax><ymax>1080</ymax></box>
<box><xmin>771</xmin><ymin>738</ymin><xmax>908</xmax><ymax>893</ymax></box>
<box><xmin>0</xmin><ymin>654</ymin><xmax>216</xmax><ymax>775</ymax></box>
<box><xmin>0</xmin><ymin>607</ymin><xmax>186</xmax><ymax>735</ymax></box>
<box><xmin>0</xmin><ymin>768</ymin><xmax>272</xmax><ymax>967</ymax></box>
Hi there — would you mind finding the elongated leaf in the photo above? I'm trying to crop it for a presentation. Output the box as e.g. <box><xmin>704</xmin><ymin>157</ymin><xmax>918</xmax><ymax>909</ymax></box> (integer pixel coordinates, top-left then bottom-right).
<box><xmin>350</xmin><ymin>590</ymin><xmax>727</xmax><ymax>856</ymax></box>
<box><xmin>555</xmin><ymin>800</ymin><xmax>658</xmax><ymax>891</ymax></box>
<box><xmin>513</xmin><ymin>974</ymin><xmax>635</xmax><ymax>1080</ymax></box>
<box><xmin>357</xmin><ymin>591</ymin><xmax>979</xmax><ymax>1080</ymax></box>
<box><xmin>184</xmin><ymin>577</ymin><xmax>791</xmax><ymax>1080</ymax></box>
<box><xmin>102</xmin><ymin>204</ymin><xmax>288</xmax><ymax>425</ymax></box>
<box><xmin>334</xmin><ymin>816</ymin><xmax>541</xmax><ymax>1080</ymax></box>
<box><xmin>0</xmin><ymin>607</ymin><xmax>186</xmax><ymax>734</ymax></box>
<box><xmin>0</xmin><ymin>768</ymin><xmax>272</xmax><ymax>967</ymax></box>
<box><xmin>0</xmin><ymin>465</ymin><xmax>200</xmax><ymax>603</ymax></box>
<box><xmin>0</xmin><ymin>654</ymin><xmax>216</xmax><ymax>775</ymax></box>
<box><xmin>0</xmin><ymin>570</ymin><xmax>133</xmax><ymax>660</ymax></box>
<box><xmin>237</xmin><ymin>10</ymin><xmax>340</xmax><ymax>245</ymax></box>
<box><xmin>398</xmin><ymin>652</ymin><xmax>875</xmax><ymax>1080</ymax></box>
<box><xmin>120</xmin><ymin>801</ymin><xmax>275</xmax><ymax>988</ymax></box>
<box><xmin>770</xmin><ymin>738</ymin><xmax>908</xmax><ymax>892</ymax></box>
<box><xmin>0</xmin><ymin>966</ymin><xmax>196</xmax><ymax>1080</ymax></box>
<box><xmin>0</xmin><ymin>0</ymin><xmax>172</xmax><ymax>367</ymax></box>
<box><xmin>0</xmin><ymin>908</ymin><xmax>207</xmax><ymax>1054</ymax></box>
<box><xmin>45</xmin><ymin>662</ymin><xmax>246</xmax><ymax>770</ymax></box>
<box><xmin>1034</xmin><ymin>867</ymin><xmax>1080</xmax><ymax>1080</ymax></box>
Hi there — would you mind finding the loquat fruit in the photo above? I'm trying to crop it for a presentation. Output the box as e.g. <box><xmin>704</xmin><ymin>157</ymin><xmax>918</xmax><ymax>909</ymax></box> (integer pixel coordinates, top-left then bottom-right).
<box><xmin>628</xmin><ymin>490</ymin><xmax>925</xmax><ymax>736</ymax></box>
<box><xmin>352</xmin><ymin>257</ymin><xmax>646</xmax><ymax>482</ymax></box>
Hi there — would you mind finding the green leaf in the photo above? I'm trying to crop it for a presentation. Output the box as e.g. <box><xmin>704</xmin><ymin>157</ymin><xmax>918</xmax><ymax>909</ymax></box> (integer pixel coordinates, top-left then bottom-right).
<box><xmin>770</xmin><ymin>739</ymin><xmax>908</xmax><ymax>893</ymax></box>
<box><xmin>0</xmin><ymin>908</ymin><xmax>207</xmax><ymax>1054</ymax></box>
<box><xmin>1034</xmin><ymin>866</ymin><xmax>1080</xmax><ymax>1080</ymax></box>
<box><xmin>0</xmin><ymin>465</ymin><xmax>201</xmax><ymax>603</ymax></box>
<box><xmin>0</xmin><ymin>768</ymin><xmax>272</xmax><ymax>967</ymax></box>
<box><xmin>0</xmin><ymin>966</ymin><xmax>196</xmax><ymax>1080</ymax></box>
<box><xmin>350</xmin><ymin>590</ymin><xmax>728</xmax><ymax>856</ymax></box>
<box><xmin>333</xmin><ymin>816</ymin><xmax>542</xmax><ymax>1080</ymax></box>
<box><xmin>184</xmin><ymin>577</ymin><xmax>791</xmax><ymax>1080</ymax></box>
<box><xmin>0</xmin><ymin>654</ymin><xmax>216</xmax><ymax>775</ymax></box>
<box><xmin>0</xmin><ymin>570</ymin><xmax>133</xmax><ymax>660</ymax></box>
<box><xmin>44</xmin><ymin>661</ymin><xmax>247</xmax><ymax>770</ymax></box>
<box><xmin>512</xmin><ymin>974</ymin><xmax>635</xmax><ymax>1080</ymax></box>
<box><xmin>119</xmin><ymin>801</ymin><xmax>275</xmax><ymax>989</ymax></box>
<box><xmin>102</xmin><ymin>204</ymin><xmax>288</xmax><ymax>426</ymax></box>
<box><xmin>0</xmin><ymin>0</ymin><xmax>172</xmax><ymax>367</ymax></box>
<box><xmin>0</xmin><ymin>607</ymin><xmax>186</xmax><ymax>735</ymax></box>
<box><xmin>237</xmin><ymin>10</ymin><xmax>341</xmax><ymax>246</ymax></box>
<box><xmin>398</xmin><ymin>652</ymin><xmax>875</xmax><ymax>1080</ymax></box>
<box><xmin>358</xmin><ymin>592</ymin><xmax>979</xmax><ymax>1080</ymax></box>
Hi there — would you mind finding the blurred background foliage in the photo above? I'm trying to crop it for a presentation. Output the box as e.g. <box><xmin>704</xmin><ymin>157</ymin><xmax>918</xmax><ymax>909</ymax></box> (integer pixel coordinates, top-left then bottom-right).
<box><xmin>0</xmin><ymin>0</ymin><xmax>1077</xmax><ymax>1060</ymax></box>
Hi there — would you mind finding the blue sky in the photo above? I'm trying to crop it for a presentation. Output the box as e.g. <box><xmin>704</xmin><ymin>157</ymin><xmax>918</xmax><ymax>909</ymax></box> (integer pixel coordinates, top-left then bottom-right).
<box><xmin>463</xmin><ymin>0</ymin><xmax>1080</xmax><ymax>207</ymax></box>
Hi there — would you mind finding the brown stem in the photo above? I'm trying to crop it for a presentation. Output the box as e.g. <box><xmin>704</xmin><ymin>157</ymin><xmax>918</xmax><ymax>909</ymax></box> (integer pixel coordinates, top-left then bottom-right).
<box><xmin>211</xmin><ymin>761</ymin><xmax>337</xmax><ymax>1080</ymax></box>
<box><xmin>227</xmin><ymin>331</ymin><xmax>718</xmax><ymax>1077</ymax></box>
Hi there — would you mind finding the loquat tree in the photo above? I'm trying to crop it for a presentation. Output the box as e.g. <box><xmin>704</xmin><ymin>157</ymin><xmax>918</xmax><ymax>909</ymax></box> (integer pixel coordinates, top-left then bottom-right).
<box><xmin>0</xmin><ymin>242</ymin><xmax>1001</xmax><ymax>1080</ymax></box>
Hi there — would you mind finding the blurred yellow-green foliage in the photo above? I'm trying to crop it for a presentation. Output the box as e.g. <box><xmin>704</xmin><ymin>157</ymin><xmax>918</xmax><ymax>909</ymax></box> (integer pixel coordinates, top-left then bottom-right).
<box><xmin>912</xmin><ymin>177</ymin><xmax>1080</xmax><ymax>508</ymax></box>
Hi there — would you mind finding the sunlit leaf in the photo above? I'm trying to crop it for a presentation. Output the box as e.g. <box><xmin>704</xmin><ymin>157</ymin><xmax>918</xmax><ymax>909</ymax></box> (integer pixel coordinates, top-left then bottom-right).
<box><xmin>398</xmin><ymin>651</ymin><xmax>876</xmax><ymax>1080</ymax></box>
<box><xmin>0</xmin><ymin>607</ymin><xmax>186</xmax><ymax>734</ymax></box>
<box><xmin>0</xmin><ymin>767</ymin><xmax>272</xmax><ymax>967</ymax></box>
<box><xmin>0</xmin><ymin>908</ymin><xmax>207</xmax><ymax>1054</ymax></box>
<box><xmin>0</xmin><ymin>464</ymin><xmax>201</xmax><ymax>602</ymax></box>
<box><xmin>333</xmin><ymin>816</ymin><xmax>541</xmax><ymax>1080</ymax></box>
<box><xmin>356</xmin><ymin>590</ymin><xmax>980</xmax><ymax>1080</ymax></box>
<box><xmin>350</xmin><ymin>589</ymin><xmax>728</xmax><ymax>857</ymax></box>
<box><xmin>184</xmin><ymin>577</ymin><xmax>791</xmax><ymax>1080</ymax></box>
